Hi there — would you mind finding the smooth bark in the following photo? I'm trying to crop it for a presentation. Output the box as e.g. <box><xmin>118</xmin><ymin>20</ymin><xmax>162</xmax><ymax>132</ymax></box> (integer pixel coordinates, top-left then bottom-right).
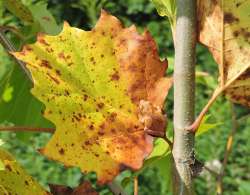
<box><xmin>172</xmin><ymin>0</ymin><xmax>197</xmax><ymax>194</ymax></box>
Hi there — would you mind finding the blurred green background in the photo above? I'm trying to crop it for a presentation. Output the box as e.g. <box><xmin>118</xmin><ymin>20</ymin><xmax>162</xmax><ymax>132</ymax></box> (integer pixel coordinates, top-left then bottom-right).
<box><xmin>0</xmin><ymin>0</ymin><xmax>249</xmax><ymax>194</ymax></box>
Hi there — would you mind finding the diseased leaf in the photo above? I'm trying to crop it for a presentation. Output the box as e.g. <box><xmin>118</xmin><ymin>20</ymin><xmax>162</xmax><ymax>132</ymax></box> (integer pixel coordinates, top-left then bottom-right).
<box><xmin>3</xmin><ymin>0</ymin><xmax>33</xmax><ymax>23</ymax></box>
<box><xmin>13</xmin><ymin>10</ymin><xmax>171</xmax><ymax>183</ymax></box>
<box><xmin>198</xmin><ymin>0</ymin><xmax>250</xmax><ymax>107</ymax></box>
<box><xmin>0</xmin><ymin>148</ymin><xmax>49</xmax><ymax>195</ymax></box>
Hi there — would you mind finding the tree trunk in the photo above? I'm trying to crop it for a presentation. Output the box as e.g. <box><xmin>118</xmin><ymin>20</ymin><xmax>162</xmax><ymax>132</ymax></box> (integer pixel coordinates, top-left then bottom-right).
<box><xmin>172</xmin><ymin>0</ymin><xmax>197</xmax><ymax>194</ymax></box>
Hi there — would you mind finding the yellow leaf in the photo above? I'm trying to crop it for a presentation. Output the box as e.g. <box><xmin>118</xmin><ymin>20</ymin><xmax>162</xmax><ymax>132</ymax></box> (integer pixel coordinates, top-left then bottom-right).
<box><xmin>0</xmin><ymin>148</ymin><xmax>49</xmax><ymax>195</ymax></box>
<box><xmin>198</xmin><ymin>0</ymin><xmax>250</xmax><ymax>107</ymax></box>
<box><xmin>13</xmin><ymin>10</ymin><xmax>171</xmax><ymax>183</ymax></box>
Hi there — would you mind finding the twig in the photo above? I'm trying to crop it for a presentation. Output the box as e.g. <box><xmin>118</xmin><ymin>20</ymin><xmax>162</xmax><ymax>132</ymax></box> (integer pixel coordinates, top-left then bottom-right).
<box><xmin>203</xmin><ymin>165</ymin><xmax>219</xmax><ymax>177</ymax></box>
<box><xmin>0</xmin><ymin>126</ymin><xmax>55</xmax><ymax>133</ymax></box>
<box><xmin>0</xmin><ymin>25</ymin><xmax>25</xmax><ymax>40</ymax></box>
<box><xmin>216</xmin><ymin>102</ymin><xmax>238</xmax><ymax>195</ymax></box>
<box><xmin>134</xmin><ymin>176</ymin><xmax>138</xmax><ymax>195</ymax></box>
<box><xmin>0</xmin><ymin>30</ymin><xmax>32</xmax><ymax>81</ymax></box>
<box><xmin>186</xmin><ymin>87</ymin><xmax>223</xmax><ymax>132</ymax></box>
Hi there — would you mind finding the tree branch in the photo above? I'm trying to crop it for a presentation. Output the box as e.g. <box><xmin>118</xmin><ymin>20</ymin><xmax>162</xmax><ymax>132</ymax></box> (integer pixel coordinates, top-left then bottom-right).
<box><xmin>172</xmin><ymin>0</ymin><xmax>197</xmax><ymax>194</ymax></box>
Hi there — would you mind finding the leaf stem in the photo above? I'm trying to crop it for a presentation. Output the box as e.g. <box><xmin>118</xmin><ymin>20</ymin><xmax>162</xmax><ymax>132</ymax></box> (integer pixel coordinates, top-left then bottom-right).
<box><xmin>186</xmin><ymin>87</ymin><xmax>223</xmax><ymax>132</ymax></box>
<box><xmin>216</xmin><ymin>102</ymin><xmax>237</xmax><ymax>195</ymax></box>
<box><xmin>133</xmin><ymin>176</ymin><xmax>138</xmax><ymax>195</ymax></box>
<box><xmin>0</xmin><ymin>126</ymin><xmax>55</xmax><ymax>133</ymax></box>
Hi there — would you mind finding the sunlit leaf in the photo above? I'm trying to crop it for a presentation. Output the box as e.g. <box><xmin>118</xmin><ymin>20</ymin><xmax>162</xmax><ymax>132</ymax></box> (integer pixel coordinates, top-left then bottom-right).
<box><xmin>151</xmin><ymin>0</ymin><xmax>176</xmax><ymax>28</ymax></box>
<box><xmin>198</xmin><ymin>0</ymin><xmax>250</xmax><ymax>107</ymax></box>
<box><xmin>148</xmin><ymin>138</ymin><xmax>170</xmax><ymax>159</ymax></box>
<box><xmin>0</xmin><ymin>148</ymin><xmax>49</xmax><ymax>195</ymax></box>
<box><xmin>13</xmin><ymin>10</ymin><xmax>171</xmax><ymax>183</ymax></box>
<box><xmin>196</xmin><ymin>115</ymin><xmax>221</xmax><ymax>136</ymax></box>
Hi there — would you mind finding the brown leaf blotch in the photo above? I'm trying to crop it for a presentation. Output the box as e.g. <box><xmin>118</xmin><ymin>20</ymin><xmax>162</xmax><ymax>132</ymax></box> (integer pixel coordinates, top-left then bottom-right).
<box><xmin>224</xmin><ymin>12</ymin><xmax>239</xmax><ymax>24</ymax></box>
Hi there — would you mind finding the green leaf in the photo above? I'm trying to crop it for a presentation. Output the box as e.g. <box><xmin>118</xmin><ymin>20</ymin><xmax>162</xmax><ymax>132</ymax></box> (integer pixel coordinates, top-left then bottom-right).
<box><xmin>3</xmin><ymin>0</ymin><xmax>33</xmax><ymax>23</ymax></box>
<box><xmin>151</xmin><ymin>155</ymin><xmax>172</xmax><ymax>194</ymax></box>
<box><xmin>148</xmin><ymin>138</ymin><xmax>170</xmax><ymax>159</ymax></box>
<box><xmin>151</xmin><ymin>0</ymin><xmax>176</xmax><ymax>27</ymax></box>
<box><xmin>196</xmin><ymin>115</ymin><xmax>221</xmax><ymax>136</ymax></box>
<box><xmin>28</xmin><ymin>3</ymin><xmax>61</xmax><ymax>35</ymax></box>
<box><xmin>0</xmin><ymin>64</ymin><xmax>52</xmax><ymax>127</ymax></box>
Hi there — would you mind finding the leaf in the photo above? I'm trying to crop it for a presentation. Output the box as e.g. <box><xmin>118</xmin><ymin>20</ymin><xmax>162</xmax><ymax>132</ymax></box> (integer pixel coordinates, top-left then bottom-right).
<box><xmin>3</xmin><ymin>0</ymin><xmax>60</xmax><ymax>35</ymax></box>
<box><xmin>196</xmin><ymin>115</ymin><xmax>221</xmax><ymax>136</ymax></box>
<box><xmin>151</xmin><ymin>0</ymin><xmax>176</xmax><ymax>27</ymax></box>
<box><xmin>3</xmin><ymin>0</ymin><xmax>33</xmax><ymax>23</ymax></box>
<box><xmin>0</xmin><ymin>64</ymin><xmax>53</xmax><ymax>127</ymax></box>
<box><xmin>0</xmin><ymin>148</ymin><xmax>49</xmax><ymax>195</ymax></box>
<box><xmin>148</xmin><ymin>138</ymin><xmax>170</xmax><ymax>159</ymax></box>
<box><xmin>151</xmin><ymin>155</ymin><xmax>172</xmax><ymax>194</ymax></box>
<box><xmin>198</xmin><ymin>0</ymin><xmax>250</xmax><ymax>107</ymax></box>
<box><xmin>13</xmin><ymin>10</ymin><xmax>171</xmax><ymax>184</ymax></box>
<box><xmin>28</xmin><ymin>3</ymin><xmax>61</xmax><ymax>35</ymax></box>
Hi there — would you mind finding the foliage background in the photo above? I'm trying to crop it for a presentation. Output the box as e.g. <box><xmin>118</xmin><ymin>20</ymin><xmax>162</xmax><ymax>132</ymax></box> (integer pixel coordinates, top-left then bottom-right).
<box><xmin>0</xmin><ymin>0</ymin><xmax>249</xmax><ymax>194</ymax></box>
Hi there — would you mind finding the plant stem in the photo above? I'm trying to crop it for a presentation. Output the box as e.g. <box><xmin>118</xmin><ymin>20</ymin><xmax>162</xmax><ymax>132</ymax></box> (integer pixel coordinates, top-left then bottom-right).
<box><xmin>0</xmin><ymin>126</ymin><xmax>55</xmax><ymax>133</ymax></box>
<box><xmin>0</xmin><ymin>30</ymin><xmax>32</xmax><ymax>81</ymax></box>
<box><xmin>216</xmin><ymin>103</ymin><xmax>237</xmax><ymax>195</ymax></box>
<box><xmin>133</xmin><ymin>176</ymin><xmax>138</xmax><ymax>195</ymax></box>
<box><xmin>172</xmin><ymin>0</ymin><xmax>197</xmax><ymax>194</ymax></box>
<box><xmin>187</xmin><ymin>87</ymin><xmax>222</xmax><ymax>132</ymax></box>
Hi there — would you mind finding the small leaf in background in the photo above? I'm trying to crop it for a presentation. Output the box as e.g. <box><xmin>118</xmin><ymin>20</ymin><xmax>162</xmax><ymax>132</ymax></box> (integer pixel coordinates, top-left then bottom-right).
<box><xmin>2</xmin><ymin>85</ymin><xmax>13</xmax><ymax>103</ymax></box>
<box><xmin>13</xmin><ymin>10</ymin><xmax>172</xmax><ymax>184</ymax></box>
<box><xmin>198</xmin><ymin>0</ymin><xmax>250</xmax><ymax>107</ymax></box>
<box><xmin>3</xmin><ymin>0</ymin><xmax>33</xmax><ymax>23</ymax></box>
<box><xmin>148</xmin><ymin>138</ymin><xmax>170</xmax><ymax>159</ymax></box>
<box><xmin>151</xmin><ymin>0</ymin><xmax>176</xmax><ymax>27</ymax></box>
<box><xmin>28</xmin><ymin>3</ymin><xmax>61</xmax><ymax>35</ymax></box>
<box><xmin>196</xmin><ymin>115</ymin><xmax>221</xmax><ymax>136</ymax></box>
<box><xmin>0</xmin><ymin>148</ymin><xmax>49</xmax><ymax>195</ymax></box>
<box><xmin>0</xmin><ymin>64</ymin><xmax>53</xmax><ymax>128</ymax></box>
<box><xmin>3</xmin><ymin>0</ymin><xmax>60</xmax><ymax>35</ymax></box>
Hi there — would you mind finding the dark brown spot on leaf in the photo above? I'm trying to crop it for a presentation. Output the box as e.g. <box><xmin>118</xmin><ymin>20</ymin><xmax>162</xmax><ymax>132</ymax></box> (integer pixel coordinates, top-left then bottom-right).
<box><xmin>224</xmin><ymin>12</ymin><xmax>239</xmax><ymax>24</ymax></box>
<box><xmin>59</xmin><ymin>148</ymin><xmax>65</xmax><ymax>155</ymax></box>
<box><xmin>41</xmin><ymin>60</ymin><xmax>52</xmax><ymax>69</ymax></box>
<box><xmin>110</xmin><ymin>71</ymin><xmax>120</xmax><ymax>81</ymax></box>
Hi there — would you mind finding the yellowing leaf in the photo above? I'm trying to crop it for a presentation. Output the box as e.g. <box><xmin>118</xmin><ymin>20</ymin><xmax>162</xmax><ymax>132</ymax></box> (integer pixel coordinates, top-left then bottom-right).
<box><xmin>0</xmin><ymin>148</ymin><xmax>49</xmax><ymax>195</ymax></box>
<box><xmin>198</xmin><ymin>0</ymin><xmax>250</xmax><ymax>107</ymax></box>
<box><xmin>13</xmin><ymin>10</ymin><xmax>171</xmax><ymax>183</ymax></box>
